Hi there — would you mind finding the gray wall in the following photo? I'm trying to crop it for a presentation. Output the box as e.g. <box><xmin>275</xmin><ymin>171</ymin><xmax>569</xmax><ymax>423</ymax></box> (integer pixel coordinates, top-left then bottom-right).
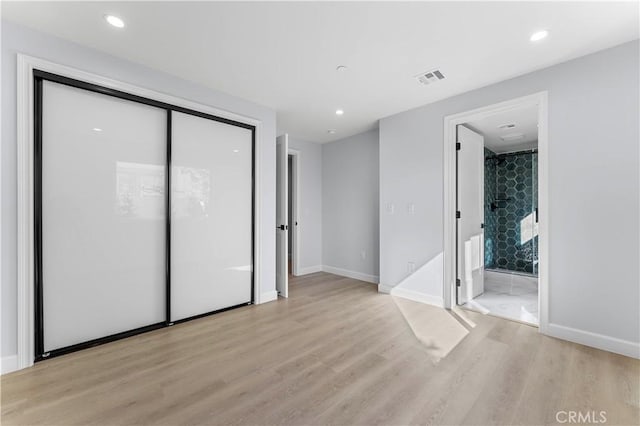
<box><xmin>380</xmin><ymin>40</ymin><xmax>639</xmax><ymax>344</ymax></box>
<box><xmin>322</xmin><ymin>129</ymin><xmax>379</xmax><ymax>280</ymax></box>
<box><xmin>1</xmin><ymin>21</ymin><xmax>277</xmax><ymax>358</ymax></box>
<box><xmin>288</xmin><ymin>137</ymin><xmax>323</xmax><ymax>272</ymax></box>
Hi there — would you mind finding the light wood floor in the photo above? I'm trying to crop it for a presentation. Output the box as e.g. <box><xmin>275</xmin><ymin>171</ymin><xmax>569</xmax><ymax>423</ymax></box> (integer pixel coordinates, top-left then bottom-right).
<box><xmin>2</xmin><ymin>273</ymin><xmax>639</xmax><ymax>425</ymax></box>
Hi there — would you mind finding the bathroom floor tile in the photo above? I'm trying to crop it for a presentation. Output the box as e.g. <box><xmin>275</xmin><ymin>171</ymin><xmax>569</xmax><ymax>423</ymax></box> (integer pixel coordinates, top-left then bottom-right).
<box><xmin>463</xmin><ymin>271</ymin><xmax>538</xmax><ymax>325</ymax></box>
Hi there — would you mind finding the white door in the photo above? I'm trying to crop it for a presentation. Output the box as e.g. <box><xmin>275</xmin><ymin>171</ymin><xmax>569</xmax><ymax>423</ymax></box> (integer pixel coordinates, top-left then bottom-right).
<box><xmin>457</xmin><ymin>125</ymin><xmax>485</xmax><ymax>305</ymax></box>
<box><xmin>276</xmin><ymin>134</ymin><xmax>289</xmax><ymax>298</ymax></box>
<box><xmin>41</xmin><ymin>80</ymin><xmax>166</xmax><ymax>352</ymax></box>
<box><xmin>170</xmin><ymin>111</ymin><xmax>253</xmax><ymax>322</ymax></box>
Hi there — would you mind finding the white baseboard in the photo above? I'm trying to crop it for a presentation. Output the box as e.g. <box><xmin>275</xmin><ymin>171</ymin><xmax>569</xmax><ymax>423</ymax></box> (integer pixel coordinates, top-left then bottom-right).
<box><xmin>545</xmin><ymin>323</ymin><xmax>640</xmax><ymax>359</ymax></box>
<box><xmin>296</xmin><ymin>265</ymin><xmax>323</xmax><ymax>276</ymax></box>
<box><xmin>322</xmin><ymin>265</ymin><xmax>379</xmax><ymax>284</ymax></box>
<box><xmin>382</xmin><ymin>285</ymin><xmax>444</xmax><ymax>308</ymax></box>
<box><xmin>294</xmin><ymin>265</ymin><xmax>379</xmax><ymax>284</ymax></box>
<box><xmin>378</xmin><ymin>283</ymin><xmax>393</xmax><ymax>294</ymax></box>
<box><xmin>1</xmin><ymin>355</ymin><xmax>18</xmax><ymax>375</ymax></box>
<box><xmin>259</xmin><ymin>291</ymin><xmax>279</xmax><ymax>304</ymax></box>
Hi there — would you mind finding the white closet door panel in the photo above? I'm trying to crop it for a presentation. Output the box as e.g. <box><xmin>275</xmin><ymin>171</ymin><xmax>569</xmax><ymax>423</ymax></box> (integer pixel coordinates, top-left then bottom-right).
<box><xmin>171</xmin><ymin>112</ymin><xmax>252</xmax><ymax>322</ymax></box>
<box><xmin>42</xmin><ymin>81</ymin><xmax>166</xmax><ymax>351</ymax></box>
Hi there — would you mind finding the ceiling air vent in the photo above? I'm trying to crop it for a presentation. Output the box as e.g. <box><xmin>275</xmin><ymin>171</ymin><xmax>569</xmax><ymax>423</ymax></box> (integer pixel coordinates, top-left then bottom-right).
<box><xmin>500</xmin><ymin>133</ymin><xmax>525</xmax><ymax>142</ymax></box>
<box><xmin>415</xmin><ymin>69</ymin><xmax>445</xmax><ymax>86</ymax></box>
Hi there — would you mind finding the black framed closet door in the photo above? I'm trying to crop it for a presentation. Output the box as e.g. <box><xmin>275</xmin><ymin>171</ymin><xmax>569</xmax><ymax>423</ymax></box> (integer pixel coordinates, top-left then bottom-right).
<box><xmin>38</xmin><ymin>79</ymin><xmax>167</xmax><ymax>355</ymax></box>
<box><xmin>170</xmin><ymin>111</ymin><xmax>254</xmax><ymax>322</ymax></box>
<box><xmin>35</xmin><ymin>70</ymin><xmax>256</xmax><ymax>361</ymax></box>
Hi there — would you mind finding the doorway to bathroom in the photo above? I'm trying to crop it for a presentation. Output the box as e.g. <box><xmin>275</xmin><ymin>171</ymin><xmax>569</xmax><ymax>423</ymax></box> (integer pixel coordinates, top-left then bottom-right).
<box><xmin>443</xmin><ymin>93</ymin><xmax>548</xmax><ymax>328</ymax></box>
<box><xmin>466</xmin><ymin>108</ymin><xmax>538</xmax><ymax>324</ymax></box>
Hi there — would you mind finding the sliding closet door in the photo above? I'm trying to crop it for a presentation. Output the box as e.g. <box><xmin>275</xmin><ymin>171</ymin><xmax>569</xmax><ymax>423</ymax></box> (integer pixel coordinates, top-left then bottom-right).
<box><xmin>171</xmin><ymin>112</ymin><xmax>253</xmax><ymax>322</ymax></box>
<box><xmin>40</xmin><ymin>80</ymin><xmax>167</xmax><ymax>353</ymax></box>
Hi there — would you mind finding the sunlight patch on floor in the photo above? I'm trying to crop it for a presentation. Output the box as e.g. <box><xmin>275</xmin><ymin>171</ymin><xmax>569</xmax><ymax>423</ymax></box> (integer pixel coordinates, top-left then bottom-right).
<box><xmin>392</xmin><ymin>296</ymin><xmax>470</xmax><ymax>362</ymax></box>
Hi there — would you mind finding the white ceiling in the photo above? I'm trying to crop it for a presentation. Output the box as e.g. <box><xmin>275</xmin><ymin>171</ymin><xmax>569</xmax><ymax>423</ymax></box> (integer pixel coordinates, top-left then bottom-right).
<box><xmin>466</xmin><ymin>104</ymin><xmax>538</xmax><ymax>154</ymax></box>
<box><xmin>3</xmin><ymin>2</ymin><xmax>638</xmax><ymax>143</ymax></box>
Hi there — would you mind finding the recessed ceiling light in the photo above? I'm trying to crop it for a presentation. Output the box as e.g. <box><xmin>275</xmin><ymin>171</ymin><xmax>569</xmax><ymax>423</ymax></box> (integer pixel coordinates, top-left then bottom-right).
<box><xmin>530</xmin><ymin>30</ymin><xmax>548</xmax><ymax>42</ymax></box>
<box><xmin>327</xmin><ymin>129</ymin><xmax>337</xmax><ymax>134</ymax></box>
<box><xmin>233</xmin><ymin>149</ymin><xmax>239</xmax><ymax>153</ymax></box>
<box><xmin>104</xmin><ymin>15</ymin><xmax>125</xmax><ymax>28</ymax></box>
<box><xmin>92</xmin><ymin>127</ymin><xmax>103</xmax><ymax>132</ymax></box>
<box><xmin>336</xmin><ymin>65</ymin><xmax>347</xmax><ymax>72</ymax></box>
<box><xmin>497</xmin><ymin>123</ymin><xmax>516</xmax><ymax>130</ymax></box>
<box><xmin>335</xmin><ymin>109</ymin><xmax>344</xmax><ymax>116</ymax></box>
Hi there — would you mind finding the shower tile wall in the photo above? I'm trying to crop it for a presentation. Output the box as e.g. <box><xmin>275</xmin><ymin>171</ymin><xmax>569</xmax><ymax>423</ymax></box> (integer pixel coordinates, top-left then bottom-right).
<box><xmin>484</xmin><ymin>148</ymin><xmax>538</xmax><ymax>274</ymax></box>
<box><xmin>484</xmin><ymin>148</ymin><xmax>498</xmax><ymax>268</ymax></box>
<box><xmin>532</xmin><ymin>153</ymin><xmax>538</xmax><ymax>275</ymax></box>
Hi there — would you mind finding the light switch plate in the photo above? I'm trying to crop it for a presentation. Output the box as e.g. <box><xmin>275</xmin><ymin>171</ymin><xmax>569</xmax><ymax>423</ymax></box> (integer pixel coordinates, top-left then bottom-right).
<box><xmin>385</xmin><ymin>202</ymin><xmax>395</xmax><ymax>214</ymax></box>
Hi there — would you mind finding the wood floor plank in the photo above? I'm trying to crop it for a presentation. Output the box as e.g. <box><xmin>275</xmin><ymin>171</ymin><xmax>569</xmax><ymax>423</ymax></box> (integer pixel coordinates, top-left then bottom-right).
<box><xmin>2</xmin><ymin>272</ymin><xmax>638</xmax><ymax>425</ymax></box>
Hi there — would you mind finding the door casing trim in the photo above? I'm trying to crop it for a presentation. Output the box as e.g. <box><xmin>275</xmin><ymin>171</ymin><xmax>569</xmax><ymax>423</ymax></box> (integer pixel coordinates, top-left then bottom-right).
<box><xmin>288</xmin><ymin>149</ymin><xmax>301</xmax><ymax>277</ymax></box>
<box><xmin>442</xmin><ymin>92</ymin><xmax>549</xmax><ymax>333</ymax></box>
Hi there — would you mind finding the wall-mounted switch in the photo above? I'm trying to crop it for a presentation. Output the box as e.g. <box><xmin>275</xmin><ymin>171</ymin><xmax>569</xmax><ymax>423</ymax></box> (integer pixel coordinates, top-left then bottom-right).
<box><xmin>360</xmin><ymin>251</ymin><xmax>366</xmax><ymax>260</ymax></box>
<box><xmin>385</xmin><ymin>203</ymin><xmax>395</xmax><ymax>214</ymax></box>
<box><xmin>407</xmin><ymin>261</ymin><xmax>415</xmax><ymax>273</ymax></box>
<box><xmin>407</xmin><ymin>203</ymin><xmax>415</xmax><ymax>215</ymax></box>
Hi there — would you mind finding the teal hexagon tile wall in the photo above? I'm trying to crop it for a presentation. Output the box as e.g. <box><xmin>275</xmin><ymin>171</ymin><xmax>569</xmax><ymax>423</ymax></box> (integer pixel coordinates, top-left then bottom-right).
<box><xmin>484</xmin><ymin>148</ymin><xmax>538</xmax><ymax>275</ymax></box>
<box><xmin>484</xmin><ymin>147</ymin><xmax>498</xmax><ymax>268</ymax></box>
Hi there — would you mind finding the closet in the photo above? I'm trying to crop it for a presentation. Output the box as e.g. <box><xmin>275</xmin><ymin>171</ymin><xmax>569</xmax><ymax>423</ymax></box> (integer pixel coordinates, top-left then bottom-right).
<box><xmin>35</xmin><ymin>71</ymin><xmax>254</xmax><ymax>360</ymax></box>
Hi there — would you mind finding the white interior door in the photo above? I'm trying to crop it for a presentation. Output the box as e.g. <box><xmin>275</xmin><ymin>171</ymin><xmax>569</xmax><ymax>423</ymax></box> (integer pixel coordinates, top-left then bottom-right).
<box><xmin>41</xmin><ymin>81</ymin><xmax>166</xmax><ymax>352</ymax></box>
<box><xmin>457</xmin><ymin>125</ymin><xmax>485</xmax><ymax>304</ymax></box>
<box><xmin>170</xmin><ymin>111</ymin><xmax>253</xmax><ymax>321</ymax></box>
<box><xmin>276</xmin><ymin>134</ymin><xmax>289</xmax><ymax>298</ymax></box>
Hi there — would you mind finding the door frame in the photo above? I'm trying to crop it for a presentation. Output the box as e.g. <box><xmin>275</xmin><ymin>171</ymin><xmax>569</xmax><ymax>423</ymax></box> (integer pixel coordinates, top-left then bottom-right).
<box><xmin>15</xmin><ymin>54</ymin><xmax>264</xmax><ymax>371</ymax></box>
<box><xmin>288</xmin><ymin>149</ymin><xmax>301</xmax><ymax>276</ymax></box>
<box><xmin>443</xmin><ymin>92</ymin><xmax>549</xmax><ymax>333</ymax></box>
